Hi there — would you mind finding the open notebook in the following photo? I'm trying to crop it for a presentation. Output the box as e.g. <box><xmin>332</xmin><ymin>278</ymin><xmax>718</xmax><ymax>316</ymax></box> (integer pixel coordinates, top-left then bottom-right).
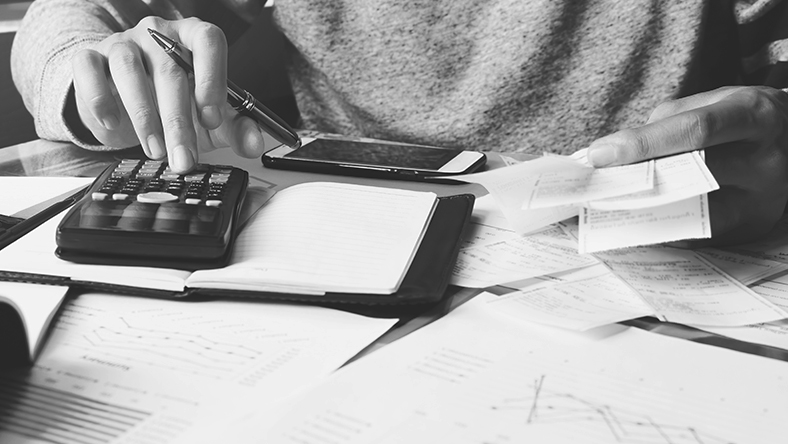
<box><xmin>0</xmin><ymin>182</ymin><xmax>474</xmax><ymax>305</ymax></box>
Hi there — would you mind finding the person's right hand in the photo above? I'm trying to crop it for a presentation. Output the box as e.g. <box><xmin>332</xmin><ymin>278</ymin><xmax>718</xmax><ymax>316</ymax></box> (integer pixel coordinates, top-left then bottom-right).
<box><xmin>71</xmin><ymin>16</ymin><xmax>268</xmax><ymax>173</ymax></box>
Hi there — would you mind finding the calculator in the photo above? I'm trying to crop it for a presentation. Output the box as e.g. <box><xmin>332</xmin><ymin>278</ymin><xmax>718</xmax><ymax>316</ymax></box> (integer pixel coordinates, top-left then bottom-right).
<box><xmin>56</xmin><ymin>159</ymin><xmax>249</xmax><ymax>270</ymax></box>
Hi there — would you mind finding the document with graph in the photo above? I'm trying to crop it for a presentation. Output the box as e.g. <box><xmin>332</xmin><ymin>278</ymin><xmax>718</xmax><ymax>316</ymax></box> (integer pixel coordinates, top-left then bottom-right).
<box><xmin>0</xmin><ymin>292</ymin><xmax>396</xmax><ymax>444</ymax></box>
<box><xmin>212</xmin><ymin>296</ymin><xmax>788</xmax><ymax>444</ymax></box>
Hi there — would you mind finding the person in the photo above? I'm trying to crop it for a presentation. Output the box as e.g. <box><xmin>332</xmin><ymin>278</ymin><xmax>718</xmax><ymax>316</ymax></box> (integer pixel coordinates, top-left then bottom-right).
<box><xmin>11</xmin><ymin>0</ymin><xmax>788</xmax><ymax>246</ymax></box>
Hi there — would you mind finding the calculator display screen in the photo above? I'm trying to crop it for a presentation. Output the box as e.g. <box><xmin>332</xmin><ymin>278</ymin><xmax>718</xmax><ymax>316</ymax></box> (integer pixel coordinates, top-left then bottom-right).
<box><xmin>285</xmin><ymin>139</ymin><xmax>461</xmax><ymax>170</ymax></box>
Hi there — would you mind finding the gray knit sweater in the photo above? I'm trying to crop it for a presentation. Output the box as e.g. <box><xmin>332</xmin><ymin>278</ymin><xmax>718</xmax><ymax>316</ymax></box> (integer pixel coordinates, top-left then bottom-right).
<box><xmin>11</xmin><ymin>0</ymin><xmax>788</xmax><ymax>154</ymax></box>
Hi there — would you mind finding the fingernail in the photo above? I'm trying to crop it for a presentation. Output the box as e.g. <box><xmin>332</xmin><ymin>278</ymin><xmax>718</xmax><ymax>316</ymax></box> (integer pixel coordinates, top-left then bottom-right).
<box><xmin>146</xmin><ymin>134</ymin><xmax>166</xmax><ymax>160</ymax></box>
<box><xmin>101</xmin><ymin>114</ymin><xmax>119</xmax><ymax>130</ymax></box>
<box><xmin>201</xmin><ymin>105</ymin><xmax>222</xmax><ymax>128</ymax></box>
<box><xmin>172</xmin><ymin>145</ymin><xmax>195</xmax><ymax>172</ymax></box>
<box><xmin>588</xmin><ymin>144</ymin><xmax>617</xmax><ymax>167</ymax></box>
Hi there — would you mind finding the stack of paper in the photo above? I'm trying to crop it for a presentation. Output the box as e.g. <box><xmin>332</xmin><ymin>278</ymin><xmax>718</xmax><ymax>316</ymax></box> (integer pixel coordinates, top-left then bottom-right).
<box><xmin>458</xmin><ymin>149</ymin><xmax>718</xmax><ymax>253</ymax></box>
<box><xmin>449</xmin><ymin>155</ymin><xmax>788</xmax><ymax>336</ymax></box>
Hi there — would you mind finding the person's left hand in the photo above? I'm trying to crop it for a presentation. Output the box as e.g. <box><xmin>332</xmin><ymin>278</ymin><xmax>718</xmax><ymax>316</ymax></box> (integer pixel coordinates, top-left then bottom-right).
<box><xmin>586</xmin><ymin>86</ymin><xmax>788</xmax><ymax>247</ymax></box>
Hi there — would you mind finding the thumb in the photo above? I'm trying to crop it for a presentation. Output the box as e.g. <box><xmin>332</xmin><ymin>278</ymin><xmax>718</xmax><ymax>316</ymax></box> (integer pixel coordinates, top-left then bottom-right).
<box><xmin>587</xmin><ymin>97</ymin><xmax>758</xmax><ymax>167</ymax></box>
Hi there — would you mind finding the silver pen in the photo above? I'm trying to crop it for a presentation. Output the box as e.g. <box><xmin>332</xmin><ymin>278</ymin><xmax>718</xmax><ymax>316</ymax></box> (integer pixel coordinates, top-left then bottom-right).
<box><xmin>148</xmin><ymin>28</ymin><xmax>301</xmax><ymax>149</ymax></box>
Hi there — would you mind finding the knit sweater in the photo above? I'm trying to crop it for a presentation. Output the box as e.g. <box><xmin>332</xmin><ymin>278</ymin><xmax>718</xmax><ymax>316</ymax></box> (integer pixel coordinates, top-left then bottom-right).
<box><xmin>11</xmin><ymin>0</ymin><xmax>788</xmax><ymax>154</ymax></box>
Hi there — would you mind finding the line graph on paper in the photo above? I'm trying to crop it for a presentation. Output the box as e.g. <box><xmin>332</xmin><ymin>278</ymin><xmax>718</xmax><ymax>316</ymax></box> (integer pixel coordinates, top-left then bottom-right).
<box><xmin>491</xmin><ymin>375</ymin><xmax>732</xmax><ymax>444</ymax></box>
<box><xmin>46</xmin><ymin>301</ymin><xmax>308</xmax><ymax>382</ymax></box>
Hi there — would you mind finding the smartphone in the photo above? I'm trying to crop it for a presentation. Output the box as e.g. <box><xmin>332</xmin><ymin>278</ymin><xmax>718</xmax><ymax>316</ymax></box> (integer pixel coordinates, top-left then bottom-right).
<box><xmin>262</xmin><ymin>138</ymin><xmax>486</xmax><ymax>179</ymax></box>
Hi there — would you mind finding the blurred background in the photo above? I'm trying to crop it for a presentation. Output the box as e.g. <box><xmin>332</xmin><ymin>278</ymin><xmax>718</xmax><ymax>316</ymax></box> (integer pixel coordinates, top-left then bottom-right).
<box><xmin>0</xmin><ymin>1</ymin><xmax>36</xmax><ymax>148</ymax></box>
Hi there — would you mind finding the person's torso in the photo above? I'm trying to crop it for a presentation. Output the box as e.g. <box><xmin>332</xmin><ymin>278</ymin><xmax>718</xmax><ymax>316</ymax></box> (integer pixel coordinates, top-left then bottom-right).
<box><xmin>273</xmin><ymin>0</ymin><xmax>722</xmax><ymax>154</ymax></box>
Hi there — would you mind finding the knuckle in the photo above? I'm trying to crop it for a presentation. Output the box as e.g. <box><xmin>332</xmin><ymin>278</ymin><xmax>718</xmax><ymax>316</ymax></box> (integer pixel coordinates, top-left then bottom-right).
<box><xmin>197</xmin><ymin>22</ymin><xmax>227</xmax><ymax>47</ymax></box>
<box><xmin>681</xmin><ymin>111</ymin><xmax>715</xmax><ymax>148</ymax></box>
<box><xmin>137</xmin><ymin>16</ymin><xmax>165</xmax><ymax>30</ymax></box>
<box><xmin>87</xmin><ymin>92</ymin><xmax>115</xmax><ymax>110</ymax></box>
<box><xmin>613</xmin><ymin>130</ymin><xmax>653</xmax><ymax>160</ymax></box>
<box><xmin>130</xmin><ymin>106</ymin><xmax>157</xmax><ymax>127</ymax></box>
<box><xmin>154</xmin><ymin>58</ymin><xmax>185</xmax><ymax>79</ymax></box>
<box><xmin>107</xmin><ymin>42</ymin><xmax>143</xmax><ymax>74</ymax></box>
<box><xmin>162</xmin><ymin>113</ymin><xmax>194</xmax><ymax>133</ymax></box>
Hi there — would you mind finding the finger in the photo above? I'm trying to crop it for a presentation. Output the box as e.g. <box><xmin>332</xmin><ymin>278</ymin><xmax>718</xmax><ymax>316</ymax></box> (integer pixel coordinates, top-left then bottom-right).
<box><xmin>106</xmin><ymin>40</ymin><xmax>166</xmax><ymax>159</ymax></box>
<box><xmin>177</xmin><ymin>18</ymin><xmax>227</xmax><ymax>130</ymax></box>
<box><xmin>588</xmin><ymin>96</ymin><xmax>766</xmax><ymax>167</ymax></box>
<box><xmin>72</xmin><ymin>49</ymin><xmax>121</xmax><ymax>131</ymax></box>
<box><xmin>233</xmin><ymin>116</ymin><xmax>272</xmax><ymax>158</ymax></box>
<box><xmin>141</xmin><ymin>29</ymin><xmax>198</xmax><ymax>173</ymax></box>
<box><xmin>646</xmin><ymin>87</ymin><xmax>740</xmax><ymax>123</ymax></box>
<box><xmin>200</xmin><ymin>105</ymin><xmax>269</xmax><ymax>157</ymax></box>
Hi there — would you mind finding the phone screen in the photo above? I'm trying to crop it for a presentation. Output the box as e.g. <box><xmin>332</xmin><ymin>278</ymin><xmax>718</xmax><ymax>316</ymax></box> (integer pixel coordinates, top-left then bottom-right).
<box><xmin>285</xmin><ymin>139</ymin><xmax>463</xmax><ymax>170</ymax></box>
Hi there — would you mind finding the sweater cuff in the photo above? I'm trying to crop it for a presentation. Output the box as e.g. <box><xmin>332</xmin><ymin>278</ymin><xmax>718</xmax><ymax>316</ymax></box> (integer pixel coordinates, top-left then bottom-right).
<box><xmin>37</xmin><ymin>36</ymin><xmax>120</xmax><ymax>151</ymax></box>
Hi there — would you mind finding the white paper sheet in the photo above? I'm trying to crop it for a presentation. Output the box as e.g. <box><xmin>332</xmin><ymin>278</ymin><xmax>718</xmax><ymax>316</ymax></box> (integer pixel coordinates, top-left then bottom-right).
<box><xmin>456</xmin><ymin>156</ymin><xmax>584</xmax><ymax>233</ymax></box>
<box><xmin>595</xmin><ymin>247</ymin><xmax>786</xmax><ymax>326</ymax></box>
<box><xmin>585</xmin><ymin>151</ymin><xmax>718</xmax><ymax>210</ymax></box>
<box><xmin>750</xmin><ymin>272</ymin><xmax>788</xmax><ymax>311</ymax></box>
<box><xmin>518</xmin><ymin>159</ymin><xmax>654</xmax><ymax>210</ymax></box>
<box><xmin>0</xmin><ymin>282</ymin><xmax>69</xmax><ymax>359</ymax></box>
<box><xmin>209</xmin><ymin>296</ymin><xmax>788</xmax><ymax>444</ymax></box>
<box><xmin>0</xmin><ymin>292</ymin><xmax>397</xmax><ymax>444</ymax></box>
<box><xmin>0</xmin><ymin>176</ymin><xmax>93</xmax><ymax>216</ymax></box>
<box><xmin>698</xmin><ymin>248</ymin><xmax>788</xmax><ymax>286</ymax></box>
<box><xmin>451</xmin><ymin>225</ymin><xmax>598</xmax><ymax>288</ymax></box>
<box><xmin>578</xmin><ymin>194</ymin><xmax>712</xmax><ymax>253</ymax></box>
<box><xmin>481</xmin><ymin>264</ymin><xmax>654</xmax><ymax>331</ymax></box>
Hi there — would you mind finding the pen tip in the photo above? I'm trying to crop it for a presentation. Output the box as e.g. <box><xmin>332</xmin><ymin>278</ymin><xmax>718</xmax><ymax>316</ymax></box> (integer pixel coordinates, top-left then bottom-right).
<box><xmin>147</xmin><ymin>28</ymin><xmax>174</xmax><ymax>50</ymax></box>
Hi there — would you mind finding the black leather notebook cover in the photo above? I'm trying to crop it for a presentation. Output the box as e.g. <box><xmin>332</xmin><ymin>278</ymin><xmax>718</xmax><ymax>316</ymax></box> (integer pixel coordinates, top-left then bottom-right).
<box><xmin>0</xmin><ymin>193</ymin><xmax>475</xmax><ymax>306</ymax></box>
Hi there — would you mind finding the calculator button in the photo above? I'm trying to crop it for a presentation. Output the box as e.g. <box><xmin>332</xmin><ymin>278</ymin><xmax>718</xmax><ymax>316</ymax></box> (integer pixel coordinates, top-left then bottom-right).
<box><xmin>152</xmin><ymin>203</ymin><xmax>196</xmax><ymax>233</ymax></box>
<box><xmin>137</xmin><ymin>192</ymin><xmax>179</xmax><ymax>203</ymax></box>
<box><xmin>185</xmin><ymin>198</ymin><xmax>201</xmax><ymax>205</ymax></box>
<box><xmin>112</xmin><ymin>193</ymin><xmax>130</xmax><ymax>201</ymax></box>
<box><xmin>91</xmin><ymin>192</ymin><xmax>108</xmax><ymax>201</ymax></box>
<box><xmin>205</xmin><ymin>200</ymin><xmax>222</xmax><ymax>207</ymax></box>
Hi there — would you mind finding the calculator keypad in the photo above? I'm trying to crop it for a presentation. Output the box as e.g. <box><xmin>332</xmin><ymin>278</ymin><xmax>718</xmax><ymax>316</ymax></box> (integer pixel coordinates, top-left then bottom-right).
<box><xmin>56</xmin><ymin>158</ymin><xmax>249</xmax><ymax>269</ymax></box>
<box><xmin>75</xmin><ymin>160</ymin><xmax>243</xmax><ymax>236</ymax></box>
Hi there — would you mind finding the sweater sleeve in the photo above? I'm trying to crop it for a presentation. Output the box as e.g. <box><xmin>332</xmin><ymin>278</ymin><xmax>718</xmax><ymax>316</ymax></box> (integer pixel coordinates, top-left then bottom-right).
<box><xmin>10</xmin><ymin>0</ymin><xmax>182</xmax><ymax>150</ymax></box>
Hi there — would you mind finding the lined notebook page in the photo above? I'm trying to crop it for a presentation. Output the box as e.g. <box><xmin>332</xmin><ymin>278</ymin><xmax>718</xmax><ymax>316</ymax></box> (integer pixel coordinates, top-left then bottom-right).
<box><xmin>188</xmin><ymin>182</ymin><xmax>438</xmax><ymax>294</ymax></box>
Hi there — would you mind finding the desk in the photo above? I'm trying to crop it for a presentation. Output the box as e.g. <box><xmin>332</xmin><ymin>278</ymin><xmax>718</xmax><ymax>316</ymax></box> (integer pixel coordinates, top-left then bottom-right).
<box><xmin>0</xmin><ymin>139</ymin><xmax>786</xmax><ymax>443</ymax></box>
<box><xmin>1</xmin><ymin>139</ymin><xmax>786</xmax><ymax>359</ymax></box>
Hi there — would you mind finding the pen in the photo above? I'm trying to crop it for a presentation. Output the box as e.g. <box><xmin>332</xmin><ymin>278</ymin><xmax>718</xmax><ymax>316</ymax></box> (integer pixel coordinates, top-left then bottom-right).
<box><xmin>147</xmin><ymin>28</ymin><xmax>301</xmax><ymax>149</ymax></box>
<box><xmin>0</xmin><ymin>185</ymin><xmax>89</xmax><ymax>251</ymax></box>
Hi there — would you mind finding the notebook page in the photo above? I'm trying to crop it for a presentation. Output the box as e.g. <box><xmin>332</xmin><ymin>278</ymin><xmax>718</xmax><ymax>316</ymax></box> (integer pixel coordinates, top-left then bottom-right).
<box><xmin>188</xmin><ymin>182</ymin><xmax>438</xmax><ymax>294</ymax></box>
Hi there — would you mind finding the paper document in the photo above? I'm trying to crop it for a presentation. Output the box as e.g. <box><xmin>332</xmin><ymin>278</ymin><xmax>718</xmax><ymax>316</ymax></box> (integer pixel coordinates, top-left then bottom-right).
<box><xmin>518</xmin><ymin>158</ymin><xmax>654</xmax><ymax>209</ymax></box>
<box><xmin>698</xmin><ymin>248</ymin><xmax>788</xmax><ymax>286</ymax></box>
<box><xmin>585</xmin><ymin>150</ymin><xmax>717</xmax><ymax>210</ymax></box>
<box><xmin>0</xmin><ymin>282</ymin><xmax>69</xmax><ymax>360</ymax></box>
<box><xmin>0</xmin><ymin>176</ymin><xmax>93</xmax><ymax>216</ymax></box>
<box><xmin>0</xmin><ymin>292</ymin><xmax>396</xmax><ymax>444</ymax></box>
<box><xmin>210</xmin><ymin>297</ymin><xmax>788</xmax><ymax>443</ymax></box>
<box><xmin>578</xmin><ymin>194</ymin><xmax>712</xmax><ymax>253</ymax></box>
<box><xmin>595</xmin><ymin>247</ymin><xmax>787</xmax><ymax>326</ymax></box>
<box><xmin>481</xmin><ymin>264</ymin><xmax>654</xmax><ymax>330</ymax></box>
<box><xmin>456</xmin><ymin>151</ymin><xmax>716</xmax><ymax>252</ymax></box>
<box><xmin>749</xmin><ymin>272</ymin><xmax>788</xmax><ymax>311</ymax></box>
<box><xmin>451</xmin><ymin>225</ymin><xmax>598</xmax><ymax>288</ymax></box>
<box><xmin>457</xmin><ymin>155</ymin><xmax>584</xmax><ymax>233</ymax></box>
